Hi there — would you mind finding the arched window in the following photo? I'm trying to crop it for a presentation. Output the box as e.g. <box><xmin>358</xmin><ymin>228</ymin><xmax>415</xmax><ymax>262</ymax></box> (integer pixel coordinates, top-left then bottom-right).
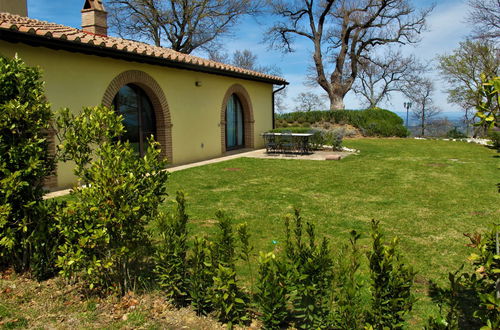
<box><xmin>226</xmin><ymin>94</ymin><xmax>244</xmax><ymax>150</ymax></box>
<box><xmin>113</xmin><ymin>84</ymin><xmax>156</xmax><ymax>156</ymax></box>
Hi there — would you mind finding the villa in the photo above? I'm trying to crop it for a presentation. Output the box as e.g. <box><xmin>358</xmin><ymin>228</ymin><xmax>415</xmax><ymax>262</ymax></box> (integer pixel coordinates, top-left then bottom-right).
<box><xmin>0</xmin><ymin>0</ymin><xmax>287</xmax><ymax>189</ymax></box>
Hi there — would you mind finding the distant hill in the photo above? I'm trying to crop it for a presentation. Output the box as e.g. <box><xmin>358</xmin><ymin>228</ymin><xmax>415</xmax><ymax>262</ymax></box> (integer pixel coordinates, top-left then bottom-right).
<box><xmin>392</xmin><ymin>111</ymin><xmax>467</xmax><ymax>126</ymax></box>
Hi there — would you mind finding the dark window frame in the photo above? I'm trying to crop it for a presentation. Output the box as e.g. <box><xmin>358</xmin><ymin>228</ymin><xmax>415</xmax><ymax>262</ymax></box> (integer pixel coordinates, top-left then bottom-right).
<box><xmin>113</xmin><ymin>84</ymin><xmax>156</xmax><ymax>156</ymax></box>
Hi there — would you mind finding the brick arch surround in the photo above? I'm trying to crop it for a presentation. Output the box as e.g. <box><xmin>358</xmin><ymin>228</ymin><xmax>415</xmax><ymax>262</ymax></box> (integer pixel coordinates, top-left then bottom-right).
<box><xmin>220</xmin><ymin>84</ymin><xmax>255</xmax><ymax>153</ymax></box>
<box><xmin>102</xmin><ymin>70</ymin><xmax>173</xmax><ymax>162</ymax></box>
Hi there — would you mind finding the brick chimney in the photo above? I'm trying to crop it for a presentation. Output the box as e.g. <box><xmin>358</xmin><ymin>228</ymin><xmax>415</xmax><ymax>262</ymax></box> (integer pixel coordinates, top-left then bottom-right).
<box><xmin>81</xmin><ymin>0</ymin><xmax>108</xmax><ymax>36</ymax></box>
<box><xmin>0</xmin><ymin>0</ymin><xmax>28</xmax><ymax>16</ymax></box>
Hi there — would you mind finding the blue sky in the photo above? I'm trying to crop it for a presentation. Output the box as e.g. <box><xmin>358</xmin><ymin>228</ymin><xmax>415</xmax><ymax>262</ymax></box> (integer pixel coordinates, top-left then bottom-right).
<box><xmin>27</xmin><ymin>0</ymin><xmax>472</xmax><ymax>116</ymax></box>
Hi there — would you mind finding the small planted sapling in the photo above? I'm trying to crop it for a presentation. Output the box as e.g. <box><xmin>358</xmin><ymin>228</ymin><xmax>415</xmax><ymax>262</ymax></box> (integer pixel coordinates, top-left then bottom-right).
<box><xmin>367</xmin><ymin>220</ymin><xmax>416</xmax><ymax>329</ymax></box>
<box><xmin>153</xmin><ymin>191</ymin><xmax>190</xmax><ymax>306</ymax></box>
<box><xmin>284</xmin><ymin>208</ymin><xmax>334</xmax><ymax>328</ymax></box>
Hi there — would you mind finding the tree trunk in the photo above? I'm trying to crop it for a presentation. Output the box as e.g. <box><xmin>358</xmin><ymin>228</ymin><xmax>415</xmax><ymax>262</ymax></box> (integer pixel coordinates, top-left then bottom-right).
<box><xmin>329</xmin><ymin>94</ymin><xmax>345</xmax><ymax>110</ymax></box>
<box><xmin>421</xmin><ymin>113</ymin><xmax>425</xmax><ymax>137</ymax></box>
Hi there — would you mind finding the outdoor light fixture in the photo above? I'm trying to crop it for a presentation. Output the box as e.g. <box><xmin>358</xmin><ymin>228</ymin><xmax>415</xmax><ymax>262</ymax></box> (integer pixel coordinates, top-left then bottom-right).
<box><xmin>404</xmin><ymin>102</ymin><xmax>412</xmax><ymax>129</ymax></box>
<box><xmin>195</xmin><ymin>81</ymin><xmax>202</xmax><ymax>87</ymax></box>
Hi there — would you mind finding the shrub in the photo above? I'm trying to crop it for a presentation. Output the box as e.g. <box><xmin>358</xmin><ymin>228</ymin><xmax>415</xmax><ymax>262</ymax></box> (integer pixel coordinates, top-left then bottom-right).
<box><xmin>425</xmin><ymin>268</ymin><xmax>479</xmax><ymax>329</ymax></box>
<box><xmin>322</xmin><ymin>127</ymin><xmax>345</xmax><ymax>150</ymax></box>
<box><xmin>425</xmin><ymin>226</ymin><xmax>500</xmax><ymax>329</ymax></box>
<box><xmin>213</xmin><ymin>211</ymin><xmax>237</xmax><ymax>268</ymax></box>
<box><xmin>30</xmin><ymin>200</ymin><xmax>64</xmax><ymax>280</ymax></box>
<box><xmin>236</xmin><ymin>223</ymin><xmax>254</xmax><ymax>290</ymax></box>
<box><xmin>55</xmin><ymin>106</ymin><xmax>169</xmax><ymax>294</ymax></box>
<box><xmin>488</xmin><ymin>130</ymin><xmax>500</xmax><ymax>150</ymax></box>
<box><xmin>187</xmin><ymin>236</ymin><xmax>215</xmax><ymax>315</ymax></box>
<box><xmin>331</xmin><ymin>230</ymin><xmax>365</xmax><ymax>329</ymax></box>
<box><xmin>308</xmin><ymin>129</ymin><xmax>326</xmax><ymax>149</ymax></box>
<box><xmin>361</xmin><ymin>119</ymin><xmax>410</xmax><ymax>137</ymax></box>
<box><xmin>269</xmin><ymin>127</ymin><xmax>312</xmax><ymax>134</ymax></box>
<box><xmin>211</xmin><ymin>264</ymin><xmax>248</xmax><ymax>328</ymax></box>
<box><xmin>276</xmin><ymin>109</ymin><xmax>409</xmax><ymax>137</ymax></box>
<box><xmin>284</xmin><ymin>208</ymin><xmax>334</xmax><ymax>328</ymax></box>
<box><xmin>210</xmin><ymin>212</ymin><xmax>248</xmax><ymax>327</ymax></box>
<box><xmin>0</xmin><ymin>55</ymin><xmax>55</xmax><ymax>273</ymax></box>
<box><xmin>268</xmin><ymin>127</ymin><xmax>344</xmax><ymax>150</ymax></box>
<box><xmin>464</xmin><ymin>226</ymin><xmax>500</xmax><ymax>328</ymax></box>
<box><xmin>256</xmin><ymin>252</ymin><xmax>289</xmax><ymax>329</ymax></box>
<box><xmin>367</xmin><ymin>220</ymin><xmax>416</xmax><ymax>329</ymax></box>
<box><xmin>153</xmin><ymin>191</ymin><xmax>189</xmax><ymax>306</ymax></box>
<box><xmin>446</xmin><ymin>127</ymin><xmax>467</xmax><ymax>139</ymax></box>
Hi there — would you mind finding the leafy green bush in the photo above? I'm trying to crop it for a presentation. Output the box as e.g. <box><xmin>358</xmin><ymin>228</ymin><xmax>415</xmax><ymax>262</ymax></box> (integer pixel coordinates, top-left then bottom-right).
<box><xmin>210</xmin><ymin>212</ymin><xmax>248</xmax><ymax>327</ymax></box>
<box><xmin>284</xmin><ymin>209</ymin><xmax>334</xmax><ymax>328</ymax></box>
<box><xmin>361</xmin><ymin>119</ymin><xmax>410</xmax><ymax>137</ymax></box>
<box><xmin>367</xmin><ymin>220</ymin><xmax>416</xmax><ymax>329</ymax></box>
<box><xmin>269</xmin><ymin>127</ymin><xmax>313</xmax><ymax>134</ymax></box>
<box><xmin>488</xmin><ymin>130</ymin><xmax>500</xmax><ymax>150</ymax></box>
<box><xmin>269</xmin><ymin>127</ymin><xmax>344</xmax><ymax>150</ymax></box>
<box><xmin>153</xmin><ymin>191</ymin><xmax>189</xmax><ymax>306</ymax></box>
<box><xmin>331</xmin><ymin>230</ymin><xmax>365</xmax><ymax>329</ymax></box>
<box><xmin>211</xmin><ymin>263</ymin><xmax>248</xmax><ymax>328</ymax></box>
<box><xmin>464</xmin><ymin>226</ymin><xmax>500</xmax><ymax>328</ymax></box>
<box><xmin>30</xmin><ymin>200</ymin><xmax>64</xmax><ymax>280</ymax></box>
<box><xmin>187</xmin><ymin>236</ymin><xmax>215</xmax><ymax>315</ymax></box>
<box><xmin>321</xmin><ymin>127</ymin><xmax>344</xmax><ymax>151</ymax></box>
<box><xmin>256</xmin><ymin>252</ymin><xmax>289</xmax><ymax>329</ymax></box>
<box><xmin>55</xmin><ymin>106</ymin><xmax>169</xmax><ymax>294</ymax></box>
<box><xmin>425</xmin><ymin>226</ymin><xmax>500</xmax><ymax>329</ymax></box>
<box><xmin>446</xmin><ymin>127</ymin><xmax>467</xmax><ymax>139</ymax></box>
<box><xmin>236</xmin><ymin>223</ymin><xmax>254</xmax><ymax>290</ymax></box>
<box><xmin>0</xmin><ymin>55</ymin><xmax>55</xmax><ymax>274</ymax></box>
<box><xmin>425</xmin><ymin>268</ymin><xmax>479</xmax><ymax>329</ymax></box>
<box><xmin>276</xmin><ymin>109</ymin><xmax>409</xmax><ymax>137</ymax></box>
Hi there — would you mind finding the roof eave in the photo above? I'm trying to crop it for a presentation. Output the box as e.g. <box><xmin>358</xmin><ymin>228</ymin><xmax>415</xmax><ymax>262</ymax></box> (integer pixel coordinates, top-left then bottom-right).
<box><xmin>0</xmin><ymin>29</ymin><xmax>289</xmax><ymax>86</ymax></box>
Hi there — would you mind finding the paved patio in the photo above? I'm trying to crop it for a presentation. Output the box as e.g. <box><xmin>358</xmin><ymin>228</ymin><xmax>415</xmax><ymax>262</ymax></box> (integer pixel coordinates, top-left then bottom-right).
<box><xmin>243</xmin><ymin>148</ymin><xmax>354</xmax><ymax>160</ymax></box>
<box><xmin>44</xmin><ymin>148</ymin><xmax>355</xmax><ymax>199</ymax></box>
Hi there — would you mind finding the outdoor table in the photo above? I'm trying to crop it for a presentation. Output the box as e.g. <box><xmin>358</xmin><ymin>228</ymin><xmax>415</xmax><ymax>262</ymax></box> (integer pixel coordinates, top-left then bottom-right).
<box><xmin>261</xmin><ymin>132</ymin><xmax>314</xmax><ymax>154</ymax></box>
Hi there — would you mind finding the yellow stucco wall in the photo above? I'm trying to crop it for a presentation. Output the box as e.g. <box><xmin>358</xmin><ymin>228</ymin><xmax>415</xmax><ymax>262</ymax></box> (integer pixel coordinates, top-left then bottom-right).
<box><xmin>0</xmin><ymin>41</ymin><xmax>273</xmax><ymax>188</ymax></box>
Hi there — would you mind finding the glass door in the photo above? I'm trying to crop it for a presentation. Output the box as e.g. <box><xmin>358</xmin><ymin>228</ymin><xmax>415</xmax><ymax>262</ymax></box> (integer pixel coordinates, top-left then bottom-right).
<box><xmin>226</xmin><ymin>94</ymin><xmax>244</xmax><ymax>150</ymax></box>
<box><xmin>113</xmin><ymin>84</ymin><xmax>156</xmax><ymax>156</ymax></box>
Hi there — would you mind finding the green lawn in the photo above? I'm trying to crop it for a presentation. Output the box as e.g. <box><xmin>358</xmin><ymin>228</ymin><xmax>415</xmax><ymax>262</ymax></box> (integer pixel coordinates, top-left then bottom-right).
<box><xmin>164</xmin><ymin>138</ymin><xmax>499</xmax><ymax>326</ymax></box>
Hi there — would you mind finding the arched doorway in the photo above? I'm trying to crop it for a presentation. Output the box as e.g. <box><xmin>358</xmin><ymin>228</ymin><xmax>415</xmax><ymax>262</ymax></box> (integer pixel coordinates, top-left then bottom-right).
<box><xmin>102</xmin><ymin>70</ymin><xmax>173</xmax><ymax>162</ymax></box>
<box><xmin>113</xmin><ymin>84</ymin><xmax>156</xmax><ymax>156</ymax></box>
<box><xmin>220</xmin><ymin>84</ymin><xmax>254</xmax><ymax>153</ymax></box>
<box><xmin>225</xmin><ymin>94</ymin><xmax>245</xmax><ymax>150</ymax></box>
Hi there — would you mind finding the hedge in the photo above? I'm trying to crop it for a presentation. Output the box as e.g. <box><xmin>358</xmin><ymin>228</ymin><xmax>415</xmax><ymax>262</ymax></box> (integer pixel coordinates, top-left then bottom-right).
<box><xmin>276</xmin><ymin>109</ymin><xmax>409</xmax><ymax>137</ymax></box>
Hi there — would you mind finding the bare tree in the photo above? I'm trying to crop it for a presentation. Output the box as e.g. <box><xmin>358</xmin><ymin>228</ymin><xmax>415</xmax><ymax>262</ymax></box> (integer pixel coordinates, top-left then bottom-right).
<box><xmin>232</xmin><ymin>50</ymin><xmax>258</xmax><ymax>69</ymax></box>
<box><xmin>275</xmin><ymin>88</ymin><xmax>289</xmax><ymax>114</ymax></box>
<box><xmin>467</xmin><ymin>0</ymin><xmax>500</xmax><ymax>41</ymax></box>
<box><xmin>426</xmin><ymin>117</ymin><xmax>455</xmax><ymax>137</ymax></box>
<box><xmin>266</xmin><ymin>0</ymin><xmax>432</xmax><ymax>110</ymax></box>
<box><xmin>207</xmin><ymin>49</ymin><xmax>231</xmax><ymax>63</ymax></box>
<box><xmin>107</xmin><ymin>0</ymin><xmax>261</xmax><ymax>53</ymax></box>
<box><xmin>294</xmin><ymin>91</ymin><xmax>327</xmax><ymax>111</ymax></box>
<box><xmin>402</xmin><ymin>77</ymin><xmax>441</xmax><ymax>136</ymax></box>
<box><xmin>352</xmin><ymin>50</ymin><xmax>426</xmax><ymax>108</ymax></box>
<box><xmin>437</xmin><ymin>40</ymin><xmax>499</xmax><ymax>135</ymax></box>
<box><xmin>208</xmin><ymin>48</ymin><xmax>283</xmax><ymax>75</ymax></box>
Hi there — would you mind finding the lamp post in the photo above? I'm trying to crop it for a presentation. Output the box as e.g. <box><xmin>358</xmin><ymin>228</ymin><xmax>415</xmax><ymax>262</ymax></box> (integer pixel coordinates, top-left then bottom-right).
<box><xmin>404</xmin><ymin>102</ymin><xmax>412</xmax><ymax>129</ymax></box>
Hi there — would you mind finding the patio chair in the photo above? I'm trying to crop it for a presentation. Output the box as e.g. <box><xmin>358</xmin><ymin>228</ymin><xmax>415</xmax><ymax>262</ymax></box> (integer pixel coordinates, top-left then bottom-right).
<box><xmin>264</xmin><ymin>133</ymin><xmax>279</xmax><ymax>153</ymax></box>
<box><xmin>280</xmin><ymin>130</ymin><xmax>296</xmax><ymax>155</ymax></box>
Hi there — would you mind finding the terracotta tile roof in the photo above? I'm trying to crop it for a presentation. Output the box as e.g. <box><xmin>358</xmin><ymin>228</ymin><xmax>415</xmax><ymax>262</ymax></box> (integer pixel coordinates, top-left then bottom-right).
<box><xmin>0</xmin><ymin>12</ymin><xmax>287</xmax><ymax>84</ymax></box>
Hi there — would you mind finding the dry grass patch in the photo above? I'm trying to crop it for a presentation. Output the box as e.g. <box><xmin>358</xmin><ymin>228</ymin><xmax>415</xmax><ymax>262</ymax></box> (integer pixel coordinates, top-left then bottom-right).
<box><xmin>0</xmin><ymin>270</ymin><xmax>233</xmax><ymax>329</ymax></box>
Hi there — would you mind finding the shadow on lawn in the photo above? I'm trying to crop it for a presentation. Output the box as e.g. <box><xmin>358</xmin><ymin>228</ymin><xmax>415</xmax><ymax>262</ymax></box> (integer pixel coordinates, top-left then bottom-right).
<box><xmin>427</xmin><ymin>271</ymin><xmax>484</xmax><ymax>328</ymax></box>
